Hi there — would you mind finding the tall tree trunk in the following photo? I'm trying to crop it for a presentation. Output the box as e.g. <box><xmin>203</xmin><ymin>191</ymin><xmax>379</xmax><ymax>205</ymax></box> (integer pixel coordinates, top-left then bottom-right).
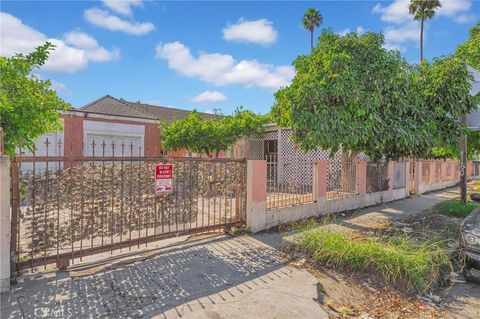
<box><xmin>420</xmin><ymin>18</ymin><xmax>424</xmax><ymax>62</ymax></box>
<box><xmin>310</xmin><ymin>30</ymin><xmax>313</xmax><ymax>53</ymax></box>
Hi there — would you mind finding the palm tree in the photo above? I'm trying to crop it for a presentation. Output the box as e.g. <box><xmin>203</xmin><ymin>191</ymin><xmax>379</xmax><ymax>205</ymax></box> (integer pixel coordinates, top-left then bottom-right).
<box><xmin>408</xmin><ymin>0</ymin><xmax>441</xmax><ymax>62</ymax></box>
<box><xmin>302</xmin><ymin>8</ymin><xmax>323</xmax><ymax>52</ymax></box>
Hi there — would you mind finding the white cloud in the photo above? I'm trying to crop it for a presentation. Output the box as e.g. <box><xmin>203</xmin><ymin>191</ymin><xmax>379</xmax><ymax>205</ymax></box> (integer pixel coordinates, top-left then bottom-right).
<box><xmin>51</xmin><ymin>80</ymin><xmax>73</xmax><ymax>96</ymax></box>
<box><xmin>0</xmin><ymin>12</ymin><xmax>119</xmax><ymax>74</ymax></box>
<box><xmin>191</xmin><ymin>91</ymin><xmax>227</xmax><ymax>103</ymax></box>
<box><xmin>102</xmin><ymin>0</ymin><xmax>143</xmax><ymax>16</ymax></box>
<box><xmin>372</xmin><ymin>0</ymin><xmax>410</xmax><ymax>24</ymax></box>
<box><xmin>356</xmin><ymin>26</ymin><xmax>367</xmax><ymax>35</ymax></box>
<box><xmin>383</xmin><ymin>42</ymin><xmax>406</xmax><ymax>52</ymax></box>
<box><xmin>64</xmin><ymin>30</ymin><xmax>98</xmax><ymax>49</ymax></box>
<box><xmin>372</xmin><ymin>0</ymin><xmax>473</xmax><ymax>54</ymax></box>
<box><xmin>454</xmin><ymin>13</ymin><xmax>476</xmax><ymax>24</ymax></box>
<box><xmin>64</xmin><ymin>31</ymin><xmax>120</xmax><ymax>62</ymax></box>
<box><xmin>372</xmin><ymin>0</ymin><xmax>472</xmax><ymax>24</ymax></box>
<box><xmin>84</xmin><ymin>7</ymin><xmax>155</xmax><ymax>35</ymax></box>
<box><xmin>338</xmin><ymin>28</ymin><xmax>351</xmax><ymax>36</ymax></box>
<box><xmin>438</xmin><ymin>0</ymin><xmax>472</xmax><ymax>18</ymax></box>
<box><xmin>338</xmin><ymin>26</ymin><xmax>367</xmax><ymax>36</ymax></box>
<box><xmin>223</xmin><ymin>18</ymin><xmax>278</xmax><ymax>45</ymax></box>
<box><xmin>383</xmin><ymin>21</ymin><xmax>420</xmax><ymax>52</ymax></box>
<box><xmin>384</xmin><ymin>22</ymin><xmax>420</xmax><ymax>44</ymax></box>
<box><xmin>155</xmin><ymin>41</ymin><xmax>294</xmax><ymax>90</ymax></box>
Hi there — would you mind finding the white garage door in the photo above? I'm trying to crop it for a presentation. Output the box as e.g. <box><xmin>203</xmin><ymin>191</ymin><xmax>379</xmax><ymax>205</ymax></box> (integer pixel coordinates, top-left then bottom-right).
<box><xmin>85</xmin><ymin>135</ymin><xmax>143</xmax><ymax>157</ymax></box>
<box><xmin>83</xmin><ymin>120</ymin><xmax>145</xmax><ymax>157</ymax></box>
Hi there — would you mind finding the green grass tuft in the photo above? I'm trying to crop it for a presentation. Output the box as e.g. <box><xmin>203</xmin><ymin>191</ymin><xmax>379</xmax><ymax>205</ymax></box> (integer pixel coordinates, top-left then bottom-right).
<box><xmin>435</xmin><ymin>200</ymin><xmax>477</xmax><ymax>218</ymax></box>
<box><xmin>299</xmin><ymin>229</ymin><xmax>451</xmax><ymax>293</ymax></box>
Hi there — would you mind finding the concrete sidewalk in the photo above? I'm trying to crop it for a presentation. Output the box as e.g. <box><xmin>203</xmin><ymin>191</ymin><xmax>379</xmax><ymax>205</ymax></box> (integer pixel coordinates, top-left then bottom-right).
<box><xmin>1</xmin><ymin>235</ymin><xmax>327</xmax><ymax>319</ymax></box>
<box><xmin>339</xmin><ymin>187</ymin><xmax>461</xmax><ymax>230</ymax></box>
<box><xmin>0</xmin><ymin>186</ymin><xmax>469</xmax><ymax>319</ymax></box>
<box><xmin>275</xmin><ymin>185</ymin><xmax>480</xmax><ymax>319</ymax></box>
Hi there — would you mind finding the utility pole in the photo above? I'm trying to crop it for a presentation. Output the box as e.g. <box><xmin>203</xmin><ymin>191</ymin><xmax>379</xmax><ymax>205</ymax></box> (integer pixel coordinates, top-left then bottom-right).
<box><xmin>460</xmin><ymin>114</ymin><xmax>468</xmax><ymax>206</ymax></box>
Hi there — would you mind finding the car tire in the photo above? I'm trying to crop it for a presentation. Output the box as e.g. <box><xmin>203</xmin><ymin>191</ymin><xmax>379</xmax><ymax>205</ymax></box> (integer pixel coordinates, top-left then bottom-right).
<box><xmin>462</xmin><ymin>265</ymin><xmax>480</xmax><ymax>283</ymax></box>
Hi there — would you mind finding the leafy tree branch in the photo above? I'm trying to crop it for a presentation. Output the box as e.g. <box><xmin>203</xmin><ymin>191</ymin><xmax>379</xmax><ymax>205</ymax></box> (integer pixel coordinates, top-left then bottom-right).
<box><xmin>0</xmin><ymin>42</ymin><xmax>70</xmax><ymax>156</ymax></box>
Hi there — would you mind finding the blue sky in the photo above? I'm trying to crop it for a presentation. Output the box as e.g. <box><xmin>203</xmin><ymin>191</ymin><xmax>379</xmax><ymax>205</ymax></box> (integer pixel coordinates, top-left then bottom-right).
<box><xmin>1</xmin><ymin>1</ymin><xmax>478</xmax><ymax>115</ymax></box>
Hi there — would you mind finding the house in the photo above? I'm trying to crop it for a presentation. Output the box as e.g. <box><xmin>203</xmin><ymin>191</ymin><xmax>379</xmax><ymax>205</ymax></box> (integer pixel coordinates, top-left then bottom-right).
<box><xmin>24</xmin><ymin>95</ymin><xmax>217</xmax><ymax>159</ymax></box>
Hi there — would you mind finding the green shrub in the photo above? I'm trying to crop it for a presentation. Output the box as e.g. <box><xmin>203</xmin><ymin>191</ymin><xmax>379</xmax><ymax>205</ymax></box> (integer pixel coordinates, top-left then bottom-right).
<box><xmin>299</xmin><ymin>229</ymin><xmax>451</xmax><ymax>293</ymax></box>
<box><xmin>435</xmin><ymin>200</ymin><xmax>477</xmax><ymax>218</ymax></box>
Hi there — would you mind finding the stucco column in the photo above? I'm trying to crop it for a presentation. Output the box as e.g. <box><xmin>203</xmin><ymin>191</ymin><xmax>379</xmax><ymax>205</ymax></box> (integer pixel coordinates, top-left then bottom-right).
<box><xmin>245</xmin><ymin>140</ymin><xmax>251</xmax><ymax>160</ymax></box>
<box><xmin>441</xmin><ymin>161</ymin><xmax>446</xmax><ymax>182</ymax></box>
<box><xmin>418</xmin><ymin>161</ymin><xmax>424</xmax><ymax>185</ymax></box>
<box><xmin>429</xmin><ymin>161</ymin><xmax>435</xmax><ymax>185</ymax></box>
<box><xmin>312</xmin><ymin>160</ymin><xmax>327</xmax><ymax>200</ymax></box>
<box><xmin>387</xmin><ymin>161</ymin><xmax>394</xmax><ymax>199</ymax></box>
<box><xmin>246</xmin><ymin>160</ymin><xmax>267</xmax><ymax>233</ymax></box>
<box><xmin>0</xmin><ymin>156</ymin><xmax>11</xmax><ymax>292</ymax></box>
<box><xmin>358</xmin><ymin>161</ymin><xmax>367</xmax><ymax>196</ymax></box>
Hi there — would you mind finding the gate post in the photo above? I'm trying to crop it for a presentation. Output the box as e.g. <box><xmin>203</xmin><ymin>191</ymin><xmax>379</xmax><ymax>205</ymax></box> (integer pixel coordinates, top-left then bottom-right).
<box><xmin>246</xmin><ymin>160</ymin><xmax>267</xmax><ymax>233</ymax></box>
<box><xmin>358</xmin><ymin>161</ymin><xmax>367</xmax><ymax>196</ymax></box>
<box><xmin>0</xmin><ymin>156</ymin><xmax>11</xmax><ymax>292</ymax></box>
<box><xmin>312</xmin><ymin>161</ymin><xmax>327</xmax><ymax>201</ymax></box>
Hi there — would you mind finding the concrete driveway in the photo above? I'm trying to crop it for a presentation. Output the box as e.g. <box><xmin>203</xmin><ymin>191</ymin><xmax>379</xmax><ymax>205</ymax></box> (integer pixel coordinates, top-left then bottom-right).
<box><xmin>1</xmin><ymin>234</ymin><xmax>327</xmax><ymax>319</ymax></box>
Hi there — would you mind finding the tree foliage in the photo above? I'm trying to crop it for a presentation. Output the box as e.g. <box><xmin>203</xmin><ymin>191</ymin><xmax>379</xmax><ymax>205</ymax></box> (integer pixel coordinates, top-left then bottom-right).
<box><xmin>454</xmin><ymin>20</ymin><xmax>480</xmax><ymax>70</ymax></box>
<box><xmin>161</xmin><ymin>108</ymin><xmax>268</xmax><ymax>157</ymax></box>
<box><xmin>432</xmin><ymin>131</ymin><xmax>480</xmax><ymax>160</ymax></box>
<box><xmin>0</xmin><ymin>42</ymin><xmax>70</xmax><ymax>156</ymax></box>
<box><xmin>271</xmin><ymin>30</ymin><xmax>476</xmax><ymax>160</ymax></box>
<box><xmin>433</xmin><ymin>19</ymin><xmax>480</xmax><ymax>160</ymax></box>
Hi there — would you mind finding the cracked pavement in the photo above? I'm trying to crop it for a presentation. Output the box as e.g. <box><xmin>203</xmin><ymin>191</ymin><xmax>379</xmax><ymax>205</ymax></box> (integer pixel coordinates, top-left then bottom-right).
<box><xmin>1</xmin><ymin>235</ymin><xmax>327</xmax><ymax>319</ymax></box>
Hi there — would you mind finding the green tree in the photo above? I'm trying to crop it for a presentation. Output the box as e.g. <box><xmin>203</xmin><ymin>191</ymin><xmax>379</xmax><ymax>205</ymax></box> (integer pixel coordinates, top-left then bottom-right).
<box><xmin>432</xmin><ymin>131</ymin><xmax>480</xmax><ymax>160</ymax></box>
<box><xmin>271</xmin><ymin>30</ymin><xmax>475</xmax><ymax>160</ymax></box>
<box><xmin>0</xmin><ymin>42</ymin><xmax>70</xmax><ymax>156</ymax></box>
<box><xmin>454</xmin><ymin>20</ymin><xmax>480</xmax><ymax>69</ymax></box>
<box><xmin>302</xmin><ymin>8</ymin><xmax>323</xmax><ymax>52</ymax></box>
<box><xmin>432</xmin><ymin>20</ymin><xmax>480</xmax><ymax>159</ymax></box>
<box><xmin>409</xmin><ymin>0</ymin><xmax>441</xmax><ymax>62</ymax></box>
<box><xmin>161</xmin><ymin>108</ymin><xmax>268</xmax><ymax>157</ymax></box>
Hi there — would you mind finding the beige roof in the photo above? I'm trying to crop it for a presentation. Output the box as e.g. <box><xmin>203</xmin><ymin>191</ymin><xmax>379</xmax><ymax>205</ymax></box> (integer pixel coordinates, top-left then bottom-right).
<box><xmin>79</xmin><ymin>95</ymin><xmax>217</xmax><ymax>122</ymax></box>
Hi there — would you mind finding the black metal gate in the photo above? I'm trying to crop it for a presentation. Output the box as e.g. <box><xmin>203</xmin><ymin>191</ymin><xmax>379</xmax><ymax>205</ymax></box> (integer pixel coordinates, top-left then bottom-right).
<box><xmin>10</xmin><ymin>140</ymin><xmax>246</xmax><ymax>273</ymax></box>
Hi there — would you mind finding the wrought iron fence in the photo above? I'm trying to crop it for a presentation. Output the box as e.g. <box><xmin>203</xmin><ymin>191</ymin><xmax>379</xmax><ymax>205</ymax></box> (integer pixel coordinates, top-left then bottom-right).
<box><xmin>366</xmin><ymin>161</ymin><xmax>389</xmax><ymax>193</ymax></box>
<box><xmin>266</xmin><ymin>154</ymin><xmax>314</xmax><ymax>210</ymax></box>
<box><xmin>326</xmin><ymin>159</ymin><xmax>358</xmax><ymax>199</ymax></box>
<box><xmin>393</xmin><ymin>161</ymin><xmax>406</xmax><ymax>189</ymax></box>
<box><xmin>11</xmin><ymin>138</ymin><xmax>246</xmax><ymax>272</ymax></box>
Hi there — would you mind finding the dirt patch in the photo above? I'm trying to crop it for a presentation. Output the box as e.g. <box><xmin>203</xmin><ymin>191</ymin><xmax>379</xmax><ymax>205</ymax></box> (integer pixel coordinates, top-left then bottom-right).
<box><xmin>284</xmin><ymin>208</ymin><xmax>479</xmax><ymax>318</ymax></box>
<box><xmin>290</xmin><ymin>260</ymin><xmax>441</xmax><ymax>319</ymax></box>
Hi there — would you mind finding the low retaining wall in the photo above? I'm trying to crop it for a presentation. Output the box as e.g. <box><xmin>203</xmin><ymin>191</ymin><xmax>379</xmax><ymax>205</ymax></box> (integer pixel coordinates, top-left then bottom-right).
<box><xmin>418</xmin><ymin>180</ymin><xmax>458</xmax><ymax>194</ymax></box>
<box><xmin>252</xmin><ymin>188</ymin><xmax>409</xmax><ymax>232</ymax></box>
<box><xmin>245</xmin><ymin>159</ymin><xmax>477</xmax><ymax>233</ymax></box>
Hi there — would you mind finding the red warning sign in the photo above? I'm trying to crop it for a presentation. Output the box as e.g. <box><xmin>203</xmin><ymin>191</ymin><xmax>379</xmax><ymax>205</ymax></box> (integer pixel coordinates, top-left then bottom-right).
<box><xmin>155</xmin><ymin>164</ymin><xmax>173</xmax><ymax>194</ymax></box>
